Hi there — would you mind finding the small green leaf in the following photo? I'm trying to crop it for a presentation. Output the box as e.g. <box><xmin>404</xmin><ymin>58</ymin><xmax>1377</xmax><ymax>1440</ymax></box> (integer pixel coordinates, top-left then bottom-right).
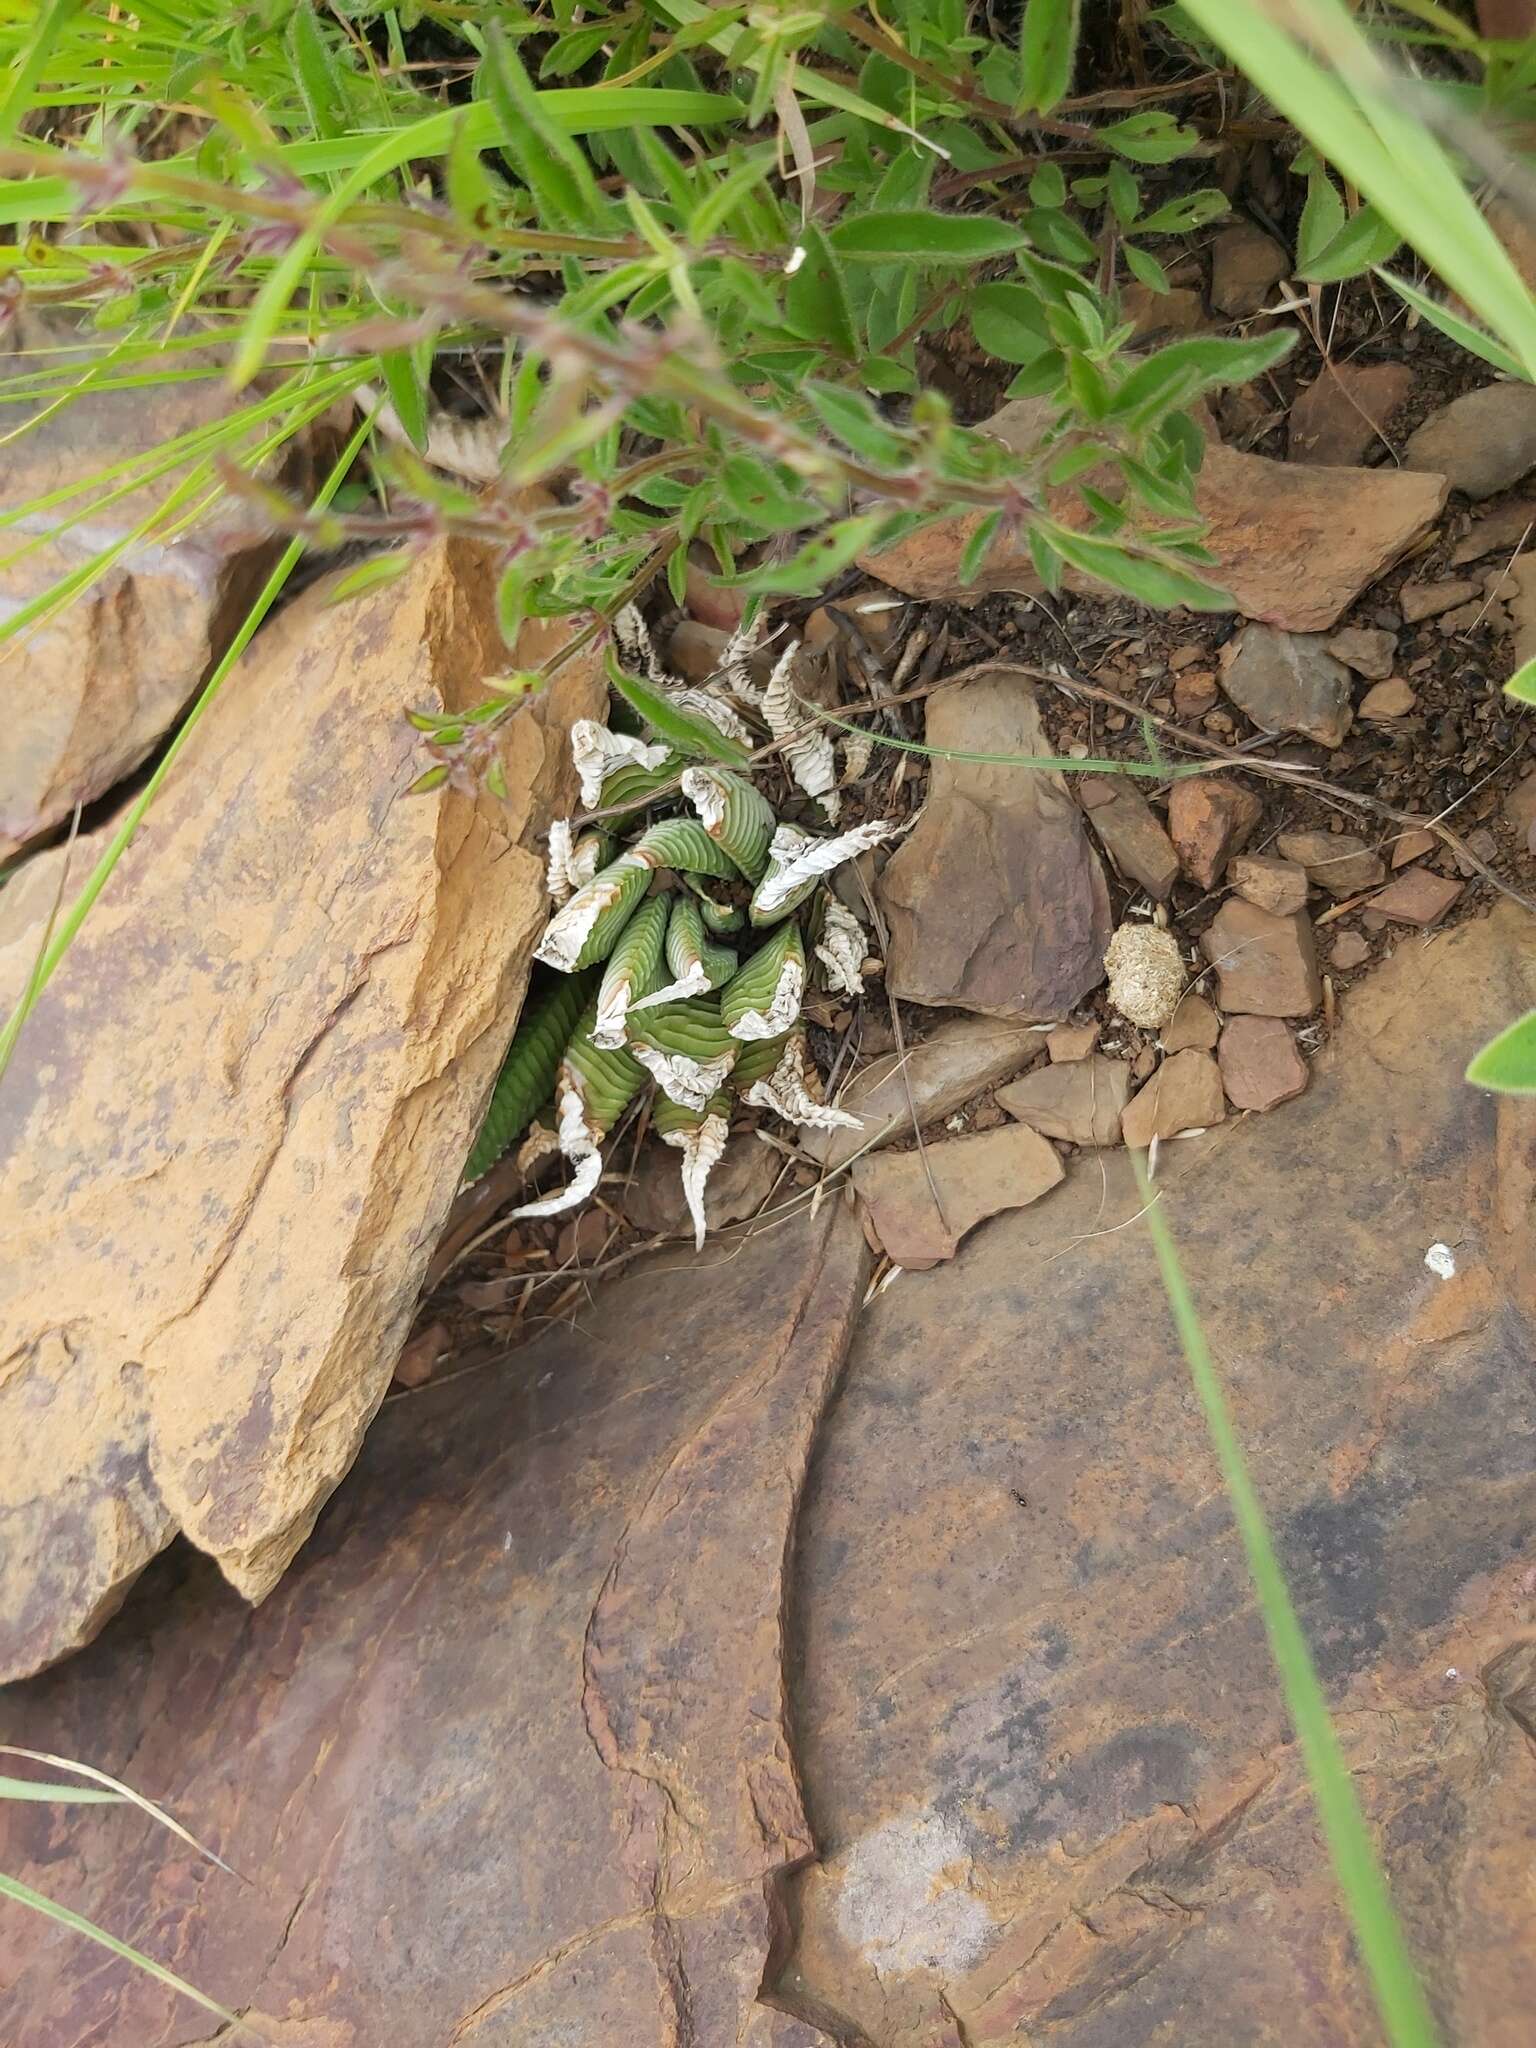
<box><xmin>1297</xmin><ymin>166</ymin><xmax>1347</xmax><ymax>272</ymax></box>
<box><xmin>1017</xmin><ymin>0</ymin><xmax>1082</xmax><ymax>115</ymax></box>
<box><xmin>1123</xmin><ymin>243</ymin><xmax>1169</xmax><ymax>293</ymax></box>
<box><xmin>970</xmin><ymin>281</ymin><xmax>1053</xmax><ymax>366</ymax></box>
<box><xmin>1137</xmin><ymin>188</ymin><xmax>1230</xmax><ymax>236</ymax></box>
<box><xmin>327</xmin><ymin>552</ymin><xmax>413</xmax><ymax>604</ymax></box>
<box><xmin>784</xmin><ymin>223</ymin><xmax>859</xmax><ymax>356</ymax></box>
<box><xmin>829</xmin><ymin>211</ymin><xmax>1029</xmax><ymax>263</ymax></box>
<box><xmin>1377</xmin><ymin>270</ymin><xmax>1525</xmax><ymax>379</ymax></box>
<box><xmin>1467</xmin><ymin>1010</ymin><xmax>1536</xmax><ymax>1093</ymax></box>
<box><xmin>1101</xmin><ymin>111</ymin><xmax>1203</xmax><ymax>164</ymax></box>
<box><xmin>606</xmin><ymin>651</ymin><xmax>751</xmax><ymax>765</ymax></box>
<box><xmin>1302</xmin><ymin>203</ymin><xmax>1403</xmax><ymax>283</ymax></box>
<box><xmin>1029</xmin><ymin>164</ymin><xmax>1067</xmax><ymax>210</ymax></box>
<box><xmin>1044</xmin><ymin>523</ymin><xmax>1231</xmax><ymax>609</ymax></box>
<box><xmin>287</xmin><ymin>0</ymin><xmax>346</xmax><ymax>141</ymax></box>
<box><xmin>1109</xmin><ymin>330</ymin><xmax>1295</xmax><ymax>433</ymax></box>
<box><xmin>1506</xmin><ymin>656</ymin><xmax>1536</xmax><ymax>705</ymax></box>
<box><xmin>959</xmin><ymin>510</ymin><xmax>1005</xmax><ymax>585</ymax></box>
<box><xmin>804</xmin><ymin>381</ymin><xmax>910</xmax><ymax>468</ymax></box>
<box><xmin>446</xmin><ymin>109</ymin><xmax>499</xmax><ymax>227</ymax></box>
<box><xmin>736</xmin><ymin>512</ymin><xmax>888</xmax><ymax>595</ymax></box>
<box><xmin>379</xmin><ymin>348</ymin><xmax>430</xmax><ymax>454</ymax></box>
<box><xmin>1107</xmin><ymin>160</ymin><xmax>1141</xmax><ymax>228</ymax></box>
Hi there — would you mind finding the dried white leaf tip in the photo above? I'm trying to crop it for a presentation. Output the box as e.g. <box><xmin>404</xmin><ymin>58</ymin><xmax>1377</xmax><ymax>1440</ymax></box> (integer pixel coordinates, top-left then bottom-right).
<box><xmin>744</xmin><ymin>1035</ymin><xmax>860</xmax><ymax>1131</ymax></box>
<box><xmin>628</xmin><ymin>965</ymin><xmax>710</xmax><ymax>1013</ymax></box>
<box><xmin>732</xmin><ymin>958</ymin><xmax>804</xmax><ymax>1040</ymax></box>
<box><xmin>814</xmin><ymin>898</ymin><xmax>868</xmax><ymax>997</ymax></box>
<box><xmin>510</xmin><ymin>1085</ymin><xmax>602</xmax><ymax>1219</ymax></box>
<box><xmin>545</xmin><ymin>819</ymin><xmax>606</xmax><ymax>905</ymax></box>
<box><xmin>633</xmin><ymin>1044</ymin><xmax>738</xmax><ymax>1113</ymax></box>
<box><xmin>660</xmin><ymin>1112</ymin><xmax>730</xmax><ymax>1250</ymax></box>
<box><xmin>569</xmin><ymin>720</ymin><xmax>670</xmax><ymax>809</ymax></box>
<box><xmin>533</xmin><ymin>861</ymin><xmax>635</xmax><ymax>972</ymax></box>
<box><xmin>754</xmin><ymin>817</ymin><xmax>904</xmax><ymax>919</ymax></box>
<box><xmin>763</xmin><ymin>642</ymin><xmax>840</xmax><ymax>819</ymax></box>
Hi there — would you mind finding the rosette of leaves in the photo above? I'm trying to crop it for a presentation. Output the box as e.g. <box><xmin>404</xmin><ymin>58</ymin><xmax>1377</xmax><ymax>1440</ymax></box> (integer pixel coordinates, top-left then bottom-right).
<box><xmin>467</xmin><ymin>611</ymin><xmax>892</xmax><ymax>1246</ymax></box>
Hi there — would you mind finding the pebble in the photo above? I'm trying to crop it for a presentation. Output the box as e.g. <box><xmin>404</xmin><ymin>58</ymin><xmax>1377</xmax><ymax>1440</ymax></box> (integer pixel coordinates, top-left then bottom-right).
<box><xmin>394</xmin><ymin>1319</ymin><xmax>450</xmax><ymax>1390</ymax></box>
<box><xmin>1047</xmin><ymin>1022</ymin><xmax>1100</xmax><ymax>1063</ymax></box>
<box><xmin>1275</xmin><ymin>829</ymin><xmax>1387</xmax><ymax>897</ymax></box>
<box><xmin>1168</xmin><ymin>775</ymin><xmax>1262</xmax><ymax>888</ymax></box>
<box><xmin>557</xmin><ymin>1209</ymin><xmax>614</xmax><ymax>1264</ymax></box>
<box><xmin>1390</xmin><ymin>827</ymin><xmax>1437</xmax><ymax>868</ymax></box>
<box><xmin>1228</xmin><ymin>853</ymin><xmax>1310</xmax><ymax>916</ymax></box>
<box><xmin>1367</xmin><ymin>867</ymin><xmax>1463</xmax><ymax>925</ymax></box>
<box><xmin>1451</xmin><ymin>494</ymin><xmax>1536</xmax><ymax>566</ymax></box>
<box><xmin>1201</xmin><ymin>900</ymin><xmax>1323</xmax><ymax>1017</ymax></box>
<box><xmin>1132</xmin><ymin>1045</ymin><xmax>1158</xmax><ymax>1081</ymax></box>
<box><xmin>1173</xmin><ymin>669</ymin><xmax>1219</xmax><ymax>717</ymax></box>
<box><xmin>1218</xmin><ymin>1016</ymin><xmax>1309</xmax><ymax>1112</ymax></box>
<box><xmin>1209</xmin><ymin>222</ymin><xmax>1289</xmax><ymax>317</ymax></box>
<box><xmin>1162</xmin><ymin>993</ymin><xmax>1221</xmax><ymax>1053</ymax></box>
<box><xmin>1222</xmin><ymin>625</ymin><xmax>1354</xmax><ymax>748</ymax></box>
<box><xmin>1330</xmin><ymin>929</ymin><xmax>1371</xmax><ymax>970</ymax></box>
<box><xmin>1358</xmin><ymin>678</ymin><xmax>1417</xmax><ymax>719</ymax></box>
<box><xmin>1288</xmin><ymin>361</ymin><xmax>1414</xmax><ymax>467</ymax></box>
<box><xmin>668</xmin><ymin>619</ymin><xmax>730</xmax><ymax>683</ymax></box>
<box><xmin>1168</xmin><ymin>641</ymin><xmax>1206</xmax><ymax>670</ymax></box>
<box><xmin>995</xmin><ymin>1056</ymin><xmax>1131</xmax><ymax>1147</ymax></box>
<box><xmin>1402</xmin><ymin>382</ymin><xmax>1536</xmax><ymax>500</ymax></box>
<box><xmin>1121</xmin><ymin>1049</ymin><xmax>1226</xmax><ymax>1147</ymax></box>
<box><xmin>1504</xmin><ymin>767</ymin><xmax>1536</xmax><ymax>853</ymax></box>
<box><xmin>1325</xmin><ymin>626</ymin><xmax>1397</xmax><ymax>680</ymax></box>
<box><xmin>1078</xmin><ymin>775</ymin><xmax>1180</xmax><ymax>900</ymax></box>
<box><xmin>1398</xmin><ymin>577</ymin><xmax>1483</xmax><ymax>624</ymax></box>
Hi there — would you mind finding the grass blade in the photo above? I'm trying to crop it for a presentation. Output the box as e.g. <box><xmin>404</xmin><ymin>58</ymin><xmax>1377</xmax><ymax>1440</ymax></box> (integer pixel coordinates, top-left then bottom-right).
<box><xmin>0</xmin><ymin>1777</ymin><xmax>123</xmax><ymax>1805</ymax></box>
<box><xmin>0</xmin><ymin>1747</ymin><xmax>234</xmax><ymax>1874</ymax></box>
<box><xmin>0</xmin><ymin>1872</ymin><xmax>243</xmax><ymax>2031</ymax></box>
<box><xmin>1134</xmin><ymin>1158</ymin><xmax>1440</xmax><ymax>2048</ymax></box>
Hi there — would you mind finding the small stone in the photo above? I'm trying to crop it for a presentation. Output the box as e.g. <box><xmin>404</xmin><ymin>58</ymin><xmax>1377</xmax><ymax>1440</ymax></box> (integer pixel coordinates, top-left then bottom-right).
<box><xmin>1122</xmin><ymin>283</ymin><xmax>1207</xmax><ymax>339</ymax></box>
<box><xmin>1168</xmin><ymin>775</ymin><xmax>1263</xmax><ymax>888</ymax></box>
<box><xmin>685</xmin><ymin>549</ymin><xmax>747</xmax><ymax>630</ymax></box>
<box><xmin>1439</xmin><ymin>597</ymin><xmax>1499</xmax><ymax>635</ymax></box>
<box><xmin>1173</xmin><ymin>669</ymin><xmax>1219</xmax><ymax>716</ymax></box>
<box><xmin>1218</xmin><ymin>1017</ymin><xmax>1309</xmax><ymax>1112</ymax></box>
<box><xmin>1363</xmin><ymin>909</ymin><xmax>1389</xmax><ymax>931</ymax></box>
<box><xmin>1047</xmin><ymin>1022</ymin><xmax>1100</xmax><ymax>1063</ymax></box>
<box><xmin>1368</xmin><ymin>868</ymin><xmax>1463</xmax><ymax>926</ymax></box>
<box><xmin>969</xmin><ymin>1100</ymin><xmax>1007</xmax><ymax>1132</ymax></box>
<box><xmin>557</xmin><ymin>1208</ymin><xmax>615</xmax><ymax>1264</ymax></box>
<box><xmin>1104</xmin><ymin>922</ymin><xmax>1186</xmax><ymax>1029</ymax></box>
<box><xmin>1398</xmin><ymin>577</ymin><xmax>1483</xmax><ymax>624</ymax></box>
<box><xmin>1275</xmin><ymin>829</ymin><xmax>1387</xmax><ymax>898</ymax></box>
<box><xmin>1451</xmin><ymin>495</ymin><xmax>1536</xmax><ymax>566</ymax></box>
<box><xmin>1162</xmin><ymin>994</ymin><xmax>1220</xmax><ymax>1053</ymax></box>
<box><xmin>1403</xmin><ymin>382</ymin><xmax>1536</xmax><ymax>499</ymax></box>
<box><xmin>1201</xmin><ymin>901</ymin><xmax>1323</xmax><ymax>1017</ymax></box>
<box><xmin>1078</xmin><ymin>775</ymin><xmax>1181</xmax><ymax>900</ymax></box>
<box><xmin>1120</xmin><ymin>1050</ymin><xmax>1226</xmax><ymax>1147</ymax></box>
<box><xmin>1288</xmin><ymin>361</ymin><xmax>1415</xmax><ymax>467</ymax></box>
<box><xmin>394</xmin><ymin>1320</ymin><xmax>449</xmax><ymax>1390</ymax></box>
<box><xmin>1503</xmin><ymin>769</ymin><xmax>1536</xmax><ymax>852</ymax></box>
<box><xmin>1330</xmin><ymin>930</ymin><xmax>1371</xmax><ymax>970</ymax></box>
<box><xmin>1132</xmin><ymin>1045</ymin><xmax>1159</xmax><ymax>1082</ymax></box>
<box><xmin>996</xmin><ymin>1056</ymin><xmax>1131</xmax><ymax>1148</ymax></box>
<box><xmin>1222</xmin><ymin>625</ymin><xmax>1354</xmax><ymax>747</ymax></box>
<box><xmin>852</xmin><ymin>1125</ymin><xmax>1064</xmax><ymax>1269</ymax></box>
<box><xmin>668</xmin><ymin>619</ymin><xmax>730</xmax><ymax>683</ymax></box>
<box><xmin>1358</xmin><ymin>679</ymin><xmax>1417</xmax><ymax>720</ymax></box>
<box><xmin>1391</xmin><ymin>827</ymin><xmax>1437</xmax><ymax>868</ymax></box>
<box><xmin>1228</xmin><ymin>854</ymin><xmax>1310</xmax><ymax>916</ymax></box>
<box><xmin>1325</xmin><ymin>626</ymin><xmax>1397</xmax><ymax>680</ymax></box>
<box><xmin>1168</xmin><ymin>642</ymin><xmax>1206</xmax><ymax>670</ymax></box>
<box><xmin>1209</xmin><ymin>223</ymin><xmax>1289</xmax><ymax>317</ymax></box>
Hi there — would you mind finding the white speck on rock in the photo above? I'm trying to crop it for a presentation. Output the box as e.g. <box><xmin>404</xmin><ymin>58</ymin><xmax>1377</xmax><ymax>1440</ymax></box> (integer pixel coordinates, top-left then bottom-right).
<box><xmin>1425</xmin><ymin>1242</ymin><xmax>1457</xmax><ymax>1280</ymax></box>
<box><xmin>834</xmin><ymin>1807</ymin><xmax>998</xmax><ymax>1977</ymax></box>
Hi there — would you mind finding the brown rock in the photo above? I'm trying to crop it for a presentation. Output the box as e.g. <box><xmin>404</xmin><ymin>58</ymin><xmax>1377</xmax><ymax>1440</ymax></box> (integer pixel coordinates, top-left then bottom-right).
<box><xmin>1122</xmin><ymin>283</ymin><xmax>1206</xmax><ymax>339</ymax></box>
<box><xmin>1324</xmin><ymin>625</ymin><xmax>1397</xmax><ymax>679</ymax></box>
<box><xmin>1505</xmin><ymin>769</ymin><xmax>1536</xmax><ymax>854</ymax></box>
<box><xmin>853</xmin><ymin>1125</ymin><xmax>1063</xmax><ymax>1268</ymax></box>
<box><xmin>1167</xmin><ymin>774</ymin><xmax>1262</xmax><ymax>887</ymax></box>
<box><xmin>1218</xmin><ymin>1015</ymin><xmax>1309</xmax><ymax>1111</ymax></box>
<box><xmin>1209</xmin><ymin>222</ymin><xmax>1289</xmax><ymax>316</ymax></box>
<box><xmin>879</xmin><ymin>670</ymin><xmax>1111</xmax><ymax>1020</ymax></box>
<box><xmin>684</xmin><ymin>546</ymin><xmax>747</xmax><ymax>630</ymax></box>
<box><xmin>622</xmin><ymin>1131</ymin><xmax>779</xmax><ymax>1237</ymax></box>
<box><xmin>0</xmin><ymin>339</ymin><xmax>283</xmax><ymax>860</ymax></box>
<box><xmin>1162</xmin><ymin>992</ymin><xmax>1221</xmax><ymax>1052</ymax></box>
<box><xmin>1451</xmin><ymin>494</ymin><xmax>1536</xmax><ymax>565</ymax></box>
<box><xmin>1120</xmin><ymin>1048</ymin><xmax>1226</xmax><ymax>1146</ymax></box>
<box><xmin>1046</xmin><ymin>1021</ymin><xmax>1100</xmax><ymax>1062</ymax></box>
<box><xmin>1173</xmin><ymin>668</ymin><xmax>1219</xmax><ymax>716</ymax></box>
<box><xmin>1228</xmin><ymin>853</ymin><xmax>1310</xmax><ymax>916</ymax></box>
<box><xmin>1507</xmin><ymin>556</ymin><xmax>1536</xmax><ymax>670</ymax></box>
<box><xmin>1222</xmin><ymin>625</ymin><xmax>1355</xmax><ymax>747</ymax></box>
<box><xmin>1403</xmin><ymin>381</ymin><xmax>1536</xmax><ymax>499</ymax></box>
<box><xmin>394</xmin><ymin>1320</ymin><xmax>450</xmax><ymax>1390</ymax></box>
<box><xmin>1330</xmin><ymin>928</ymin><xmax>1371</xmax><ymax>969</ymax></box>
<box><xmin>995</xmin><ymin>1056</ymin><xmax>1130</xmax><ymax>1147</ymax></box>
<box><xmin>1369</xmin><ymin>866</ymin><xmax>1463</xmax><ymax>926</ymax></box>
<box><xmin>1288</xmin><ymin>361</ymin><xmax>1414</xmax><ymax>466</ymax></box>
<box><xmin>668</xmin><ymin>618</ymin><xmax>730</xmax><ymax>683</ymax></box>
<box><xmin>1391</xmin><ymin>825</ymin><xmax>1438</xmax><ymax>867</ymax></box>
<box><xmin>1201</xmin><ymin>899</ymin><xmax>1323</xmax><ymax>1016</ymax></box>
<box><xmin>1398</xmin><ymin>576</ymin><xmax>1483</xmax><ymax>623</ymax></box>
<box><xmin>859</xmin><ymin>398</ymin><xmax>1447</xmax><ymax>631</ymax></box>
<box><xmin>1275</xmin><ymin>829</ymin><xmax>1387</xmax><ymax>897</ymax></box>
<box><xmin>1358</xmin><ymin>678</ymin><xmax>1417</xmax><ymax>719</ymax></box>
<box><xmin>0</xmin><ymin>538</ymin><xmax>605</xmax><ymax>1682</ymax></box>
<box><xmin>1168</xmin><ymin>641</ymin><xmax>1205</xmax><ymax>670</ymax></box>
<box><xmin>1078</xmin><ymin>774</ymin><xmax>1180</xmax><ymax>899</ymax></box>
<box><xmin>800</xmin><ymin>1013</ymin><xmax>1044</xmax><ymax>1171</ymax></box>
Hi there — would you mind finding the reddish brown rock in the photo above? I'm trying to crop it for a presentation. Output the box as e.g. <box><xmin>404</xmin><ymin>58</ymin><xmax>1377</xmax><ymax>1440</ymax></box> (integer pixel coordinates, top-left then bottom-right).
<box><xmin>1162</xmin><ymin>992</ymin><xmax>1221</xmax><ymax>1053</ymax></box>
<box><xmin>1209</xmin><ymin>222</ymin><xmax>1289</xmax><ymax>316</ymax></box>
<box><xmin>996</xmin><ymin>1055</ymin><xmax>1130</xmax><ymax>1147</ymax></box>
<box><xmin>1369</xmin><ymin>867</ymin><xmax>1463</xmax><ymax>926</ymax></box>
<box><xmin>1359</xmin><ymin>678</ymin><xmax>1416</xmax><ymax>719</ymax></box>
<box><xmin>393</xmin><ymin>1320</ymin><xmax>449</xmax><ymax>1390</ymax></box>
<box><xmin>1324</xmin><ymin>625</ymin><xmax>1397</xmax><ymax>679</ymax></box>
<box><xmin>685</xmin><ymin>546</ymin><xmax>748</xmax><ymax>629</ymax></box>
<box><xmin>0</xmin><ymin>539</ymin><xmax>605</xmax><ymax>1681</ymax></box>
<box><xmin>1218</xmin><ymin>1015</ymin><xmax>1309</xmax><ymax>1110</ymax></box>
<box><xmin>853</xmin><ymin>1125</ymin><xmax>1064</xmax><ymax>1268</ymax></box>
<box><xmin>1399</xmin><ymin>576</ymin><xmax>1483</xmax><ymax>623</ymax></box>
<box><xmin>859</xmin><ymin>399</ymin><xmax>1447</xmax><ymax>631</ymax></box>
<box><xmin>1222</xmin><ymin>625</ymin><xmax>1354</xmax><ymax>747</ymax></box>
<box><xmin>1168</xmin><ymin>775</ymin><xmax>1262</xmax><ymax>887</ymax></box>
<box><xmin>668</xmin><ymin>618</ymin><xmax>731</xmax><ymax>682</ymax></box>
<box><xmin>1173</xmin><ymin>668</ymin><xmax>1219</xmax><ymax>716</ymax></box>
<box><xmin>1201</xmin><ymin>899</ymin><xmax>1323</xmax><ymax>1016</ymax></box>
<box><xmin>1122</xmin><ymin>282</ymin><xmax>1206</xmax><ymax>339</ymax></box>
<box><xmin>1228</xmin><ymin>853</ymin><xmax>1310</xmax><ymax>916</ymax></box>
<box><xmin>1078</xmin><ymin>774</ymin><xmax>1180</xmax><ymax>899</ymax></box>
<box><xmin>1276</xmin><ymin>829</ymin><xmax>1387</xmax><ymax>898</ymax></box>
<box><xmin>1403</xmin><ymin>381</ymin><xmax>1536</xmax><ymax>499</ymax></box>
<box><xmin>1120</xmin><ymin>1048</ymin><xmax>1225</xmax><ymax>1146</ymax></box>
<box><xmin>1330</xmin><ymin>929</ymin><xmax>1371</xmax><ymax>970</ymax></box>
<box><xmin>1046</xmin><ymin>1021</ymin><xmax>1100</xmax><ymax>1062</ymax></box>
<box><xmin>880</xmin><ymin>670</ymin><xmax>1111</xmax><ymax>1020</ymax></box>
<box><xmin>1392</xmin><ymin>825</ymin><xmax>1438</xmax><ymax>867</ymax></box>
<box><xmin>1288</xmin><ymin>361</ymin><xmax>1414</xmax><ymax>467</ymax></box>
<box><xmin>1503</xmin><ymin>769</ymin><xmax>1536</xmax><ymax>855</ymax></box>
